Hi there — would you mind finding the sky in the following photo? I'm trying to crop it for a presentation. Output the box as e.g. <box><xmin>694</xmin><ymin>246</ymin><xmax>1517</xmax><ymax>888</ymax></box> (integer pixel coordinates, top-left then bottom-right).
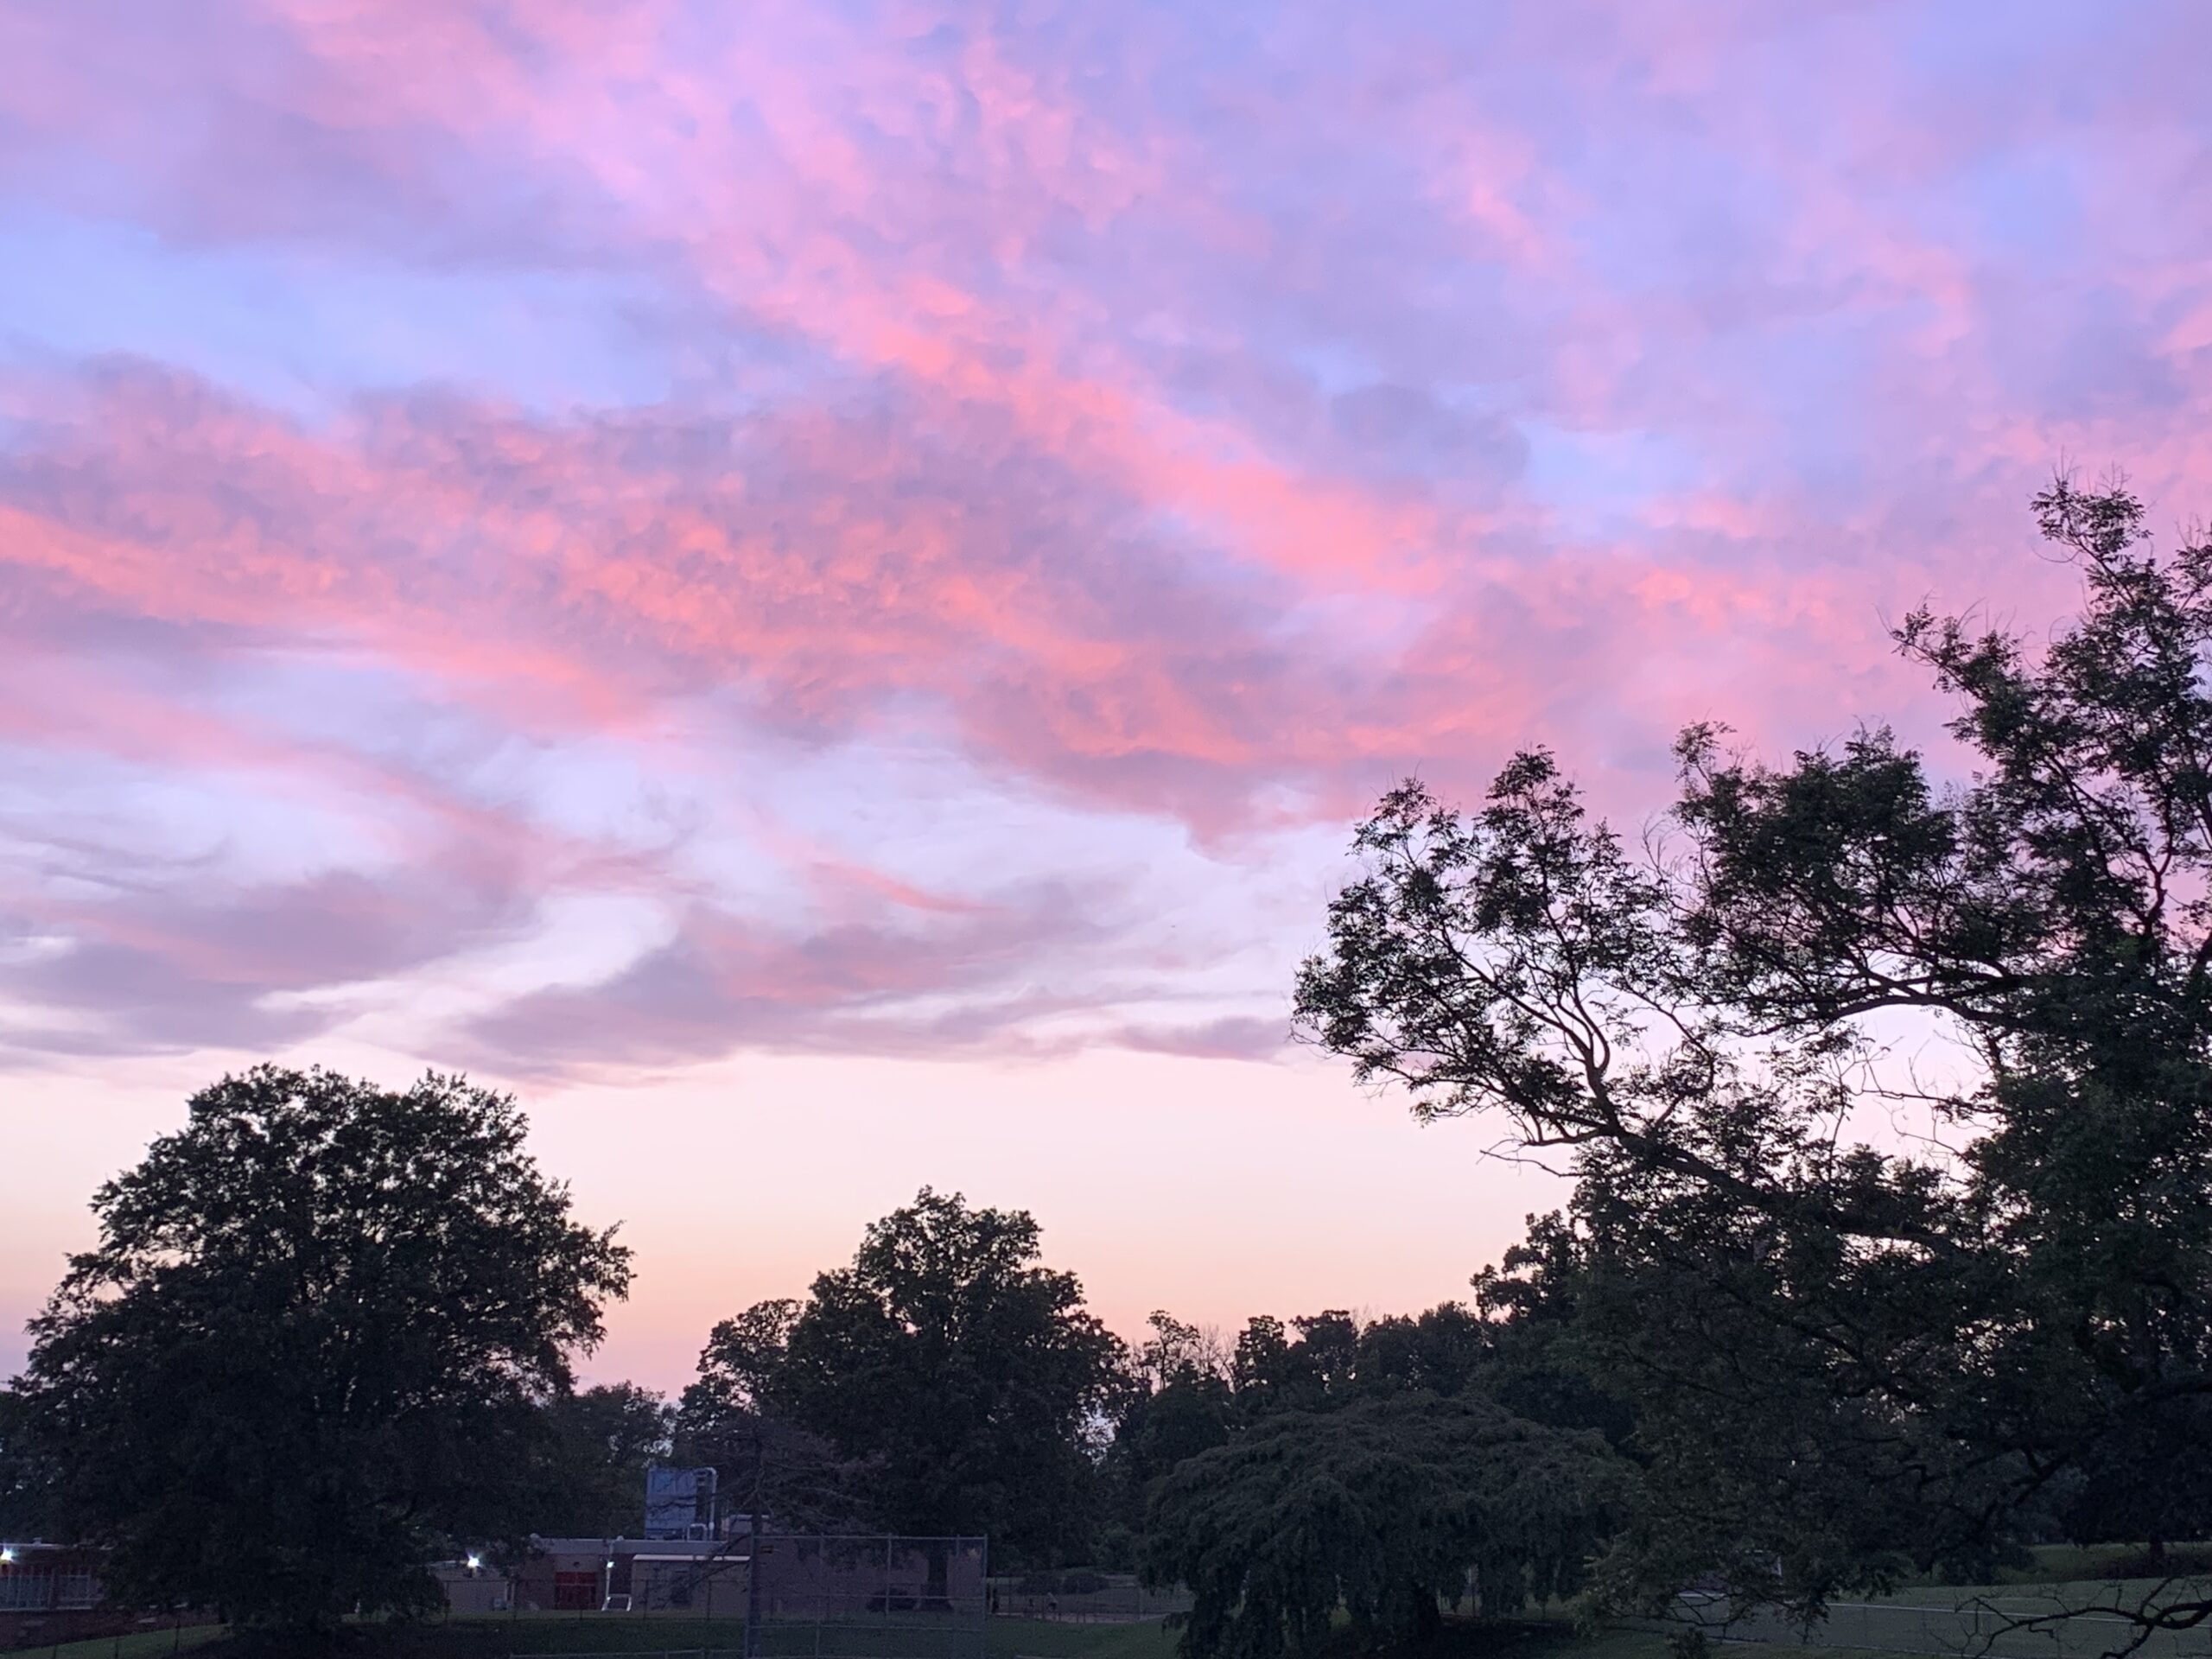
<box><xmin>3</xmin><ymin>0</ymin><xmax>2212</xmax><ymax>1394</ymax></box>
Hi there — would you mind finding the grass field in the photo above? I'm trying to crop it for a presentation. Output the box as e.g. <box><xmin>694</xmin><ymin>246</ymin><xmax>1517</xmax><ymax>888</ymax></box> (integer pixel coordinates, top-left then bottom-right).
<box><xmin>22</xmin><ymin>1616</ymin><xmax>1185</xmax><ymax>1659</ymax></box>
<box><xmin>34</xmin><ymin>1560</ymin><xmax>2212</xmax><ymax>1659</ymax></box>
<box><xmin>985</xmin><ymin>1618</ymin><xmax>1178</xmax><ymax>1659</ymax></box>
<box><xmin>38</xmin><ymin>1627</ymin><xmax>228</xmax><ymax>1659</ymax></box>
<box><xmin>0</xmin><ymin>1612</ymin><xmax>2077</xmax><ymax>1659</ymax></box>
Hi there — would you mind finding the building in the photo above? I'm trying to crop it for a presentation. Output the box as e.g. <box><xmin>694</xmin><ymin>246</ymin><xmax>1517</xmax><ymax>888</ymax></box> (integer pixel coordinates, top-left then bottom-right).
<box><xmin>0</xmin><ymin>1541</ymin><xmax>102</xmax><ymax>1617</ymax></box>
<box><xmin>643</xmin><ymin>1465</ymin><xmax>719</xmax><ymax>1540</ymax></box>
<box><xmin>430</xmin><ymin>1556</ymin><xmax>513</xmax><ymax>1615</ymax></box>
<box><xmin>0</xmin><ymin>1541</ymin><xmax>200</xmax><ymax>1650</ymax></box>
<box><xmin>493</xmin><ymin>1535</ymin><xmax>742</xmax><ymax>1613</ymax></box>
<box><xmin>442</xmin><ymin>1533</ymin><xmax>986</xmax><ymax>1619</ymax></box>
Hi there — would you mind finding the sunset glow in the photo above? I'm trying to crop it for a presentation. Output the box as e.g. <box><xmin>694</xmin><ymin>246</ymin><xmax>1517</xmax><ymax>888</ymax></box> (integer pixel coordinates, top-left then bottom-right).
<box><xmin>4</xmin><ymin>1</ymin><xmax>2211</xmax><ymax>1389</ymax></box>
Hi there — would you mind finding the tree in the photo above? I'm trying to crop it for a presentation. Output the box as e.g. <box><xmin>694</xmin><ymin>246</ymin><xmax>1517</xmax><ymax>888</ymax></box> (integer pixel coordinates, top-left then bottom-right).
<box><xmin>1142</xmin><ymin>1393</ymin><xmax>1628</xmax><ymax>1659</ymax></box>
<box><xmin>13</xmin><ymin>1066</ymin><xmax>632</xmax><ymax>1636</ymax></box>
<box><xmin>0</xmin><ymin>1387</ymin><xmax>48</xmax><ymax>1538</ymax></box>
<box><xmin>1102</xmin><ymin>1313</ymin><xmax>1236</xmax><ymax>1540</ymax></box>
<box><xmin>695</xmin><ymin>1189</ymin><xmax>1127</xmax><ymax>1566</ymax></box>
<box><xmin>535</xmin><ymin>1382</ymin><xmax>673</xmax><ymax>1538</ymax></box>
<box><xmin>1466</xmin><ymin>1217</ymin><xmax>1636</xmax><ymax>1448</ymax></box>
<box><xmin>675</xmin><ymin>1306</ymin><xmax>878</xmax><ymax>1535</ymax></box>
<box><xmin>1294</xmin><ymin>480</ymin><xmax>2212</xmax><ymax>1640</ymax></box>
<box><xmin>1227</xmin><ymin>1305</ymin><xmax>1494</xmax><ymax>1418</ymax></box>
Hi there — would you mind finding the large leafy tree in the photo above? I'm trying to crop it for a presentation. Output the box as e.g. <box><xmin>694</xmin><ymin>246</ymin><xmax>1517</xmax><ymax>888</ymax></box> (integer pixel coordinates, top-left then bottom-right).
<box><xmin>1104</xmin><ymin>1300</ymin><xmax>1613</xmax><ymax>1566</ymax></box>
<box><xmin>14</xmin><ymin>1066</ymin><xmax>632</xmax><ymax>1635</ymax></box>
<box><xmin>693</xmin><ymin>1189</ymin><xmax>1127</xmax><ymax>1565</ymax></box>
<box><xmin>1294</xmin><ymin>480</ymin><xmax>2212</xmax><ymax>1638</ymax></box>
<box><xmin>1142</xmin><ymin>1394</ymin><xmax>1627</xmax><ymax>1659</ymax></box>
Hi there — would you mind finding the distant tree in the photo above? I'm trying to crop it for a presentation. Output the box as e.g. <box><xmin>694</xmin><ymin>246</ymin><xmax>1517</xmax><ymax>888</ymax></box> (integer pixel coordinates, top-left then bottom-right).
<box><xmin>1103</xmin><ymin>1313</ymin><xmax>1236</xmax><ymax>1536</ymax></box>
<box><xmin>694</xmin><ymin>1189</ymin><xmax>1127</xmax><ymax>1566</ymax></box>
<box><xmin>1131</xmin><ymin>1311</ymin><xmax>1233</xmax><ymax>1391</ymax></box>
<box><xmin>1143</xmin><ymin>1393</ymin><xmax>1628</xmax><ymax>1659</ymax></box>
<box><xmin>1221</xmin><ymin>1304</ymin><xmax>1495</xmax><ymax>1421</ymax></box>
<box><xmin>1226</xmin><ymin>1315</ymin><xmax>1309</xmax><ymax>1413</ymax></box>
<box><xmin>1295</xmin><ymin>480</ymin><xmax>2212</xmax><ymax>1634</ymax></box>
<box><xmin>1352</xmin><ymin>1303</ymin><xmax>1491</xmax><ymax>1401</ymax></box>
<box><xmin>13</xmin><ymin>1066</ymin><xmax>632</xmax><ymax>1637</ymax></box>
<box><xmin>535</xmin><ymin>1382</ymin><xmax>673</xmax><ymax>1538</ymax></box>
<box><xmin>1109</xmin><ymin>1297</ymin><xmax>1611</xmax><ymax>1573</ymax></box>
<box><xmin>690</xmin><ymin>1300</ymin><xmax>804</xmax><ymax>1424</ymax></box>
<box><xmin>675</xmin><ymin>1307</ymin><xmax>877</xmax><ymax>1534</ymax></box>
<box><xmin>1469</xmin><ymin>1219</ymin><xmax>1636</xmax><ymax>1447</ymax></box>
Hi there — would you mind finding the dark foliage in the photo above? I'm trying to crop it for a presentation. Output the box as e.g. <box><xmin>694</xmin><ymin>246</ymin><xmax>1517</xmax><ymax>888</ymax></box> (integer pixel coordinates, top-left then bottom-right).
<box><xmin>1143</xmin><ymin>1394</ymin><xmax>1627</xmax><ymax>1659</ymax></box>
<box><xmin>0</xmin><ymin>1387</ymin><xmax>45</xmax><ymax>1536</ymax></box>
<box><xmin>1295</xmin><ymin>480</ymin><xmax>2212</xmax><ymax>1634</ymax></box>
<box><xmin>531</xmin><ymin>1382</ymin><xmax>673</xmax><ymax>1538</ymax></box>
<box><xmin>13</xmin><ymin>1066</ymin><xmax>632</xmax><ymax>1634</ymax></box>
<box><xmin>1101</xmin><ymin>1313</ymin><xmax>1238</xmax><ymax>1536</ymax></box>
<box><xmin>685</xmin><ymin>1188</ymin><xmax>1127</xmax><ymax>1565</ymax></box>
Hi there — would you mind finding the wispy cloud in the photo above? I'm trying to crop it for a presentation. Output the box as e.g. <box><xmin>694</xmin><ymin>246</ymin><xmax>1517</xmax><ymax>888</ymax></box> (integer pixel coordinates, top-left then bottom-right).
<box><xmin>3</xmin><ymin>0</ymin><xmax>2210</xmax><ymax>1078</ymax></box>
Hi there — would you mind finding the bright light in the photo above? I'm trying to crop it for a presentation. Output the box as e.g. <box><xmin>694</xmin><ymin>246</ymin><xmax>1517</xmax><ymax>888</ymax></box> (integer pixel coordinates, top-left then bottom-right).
<box><xmin>0</xmin><ymin>1548</ymin><xmax>15</xmax><ymax>1567</ymax></box>
<box><xmin>466</xmin><ymin>1555</ymin><xmax>481</xmax><ymax>1572</ymax></box>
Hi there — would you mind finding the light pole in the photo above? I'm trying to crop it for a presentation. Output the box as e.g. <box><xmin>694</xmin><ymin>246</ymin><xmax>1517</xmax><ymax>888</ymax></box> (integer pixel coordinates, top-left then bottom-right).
<box><xmin>743</xmin><ymin>1421</ymin><xmax>766</xmax><ymax>1659</ymax></box>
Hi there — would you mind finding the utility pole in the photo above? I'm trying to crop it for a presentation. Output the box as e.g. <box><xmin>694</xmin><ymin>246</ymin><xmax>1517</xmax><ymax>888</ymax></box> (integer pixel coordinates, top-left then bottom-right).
<box><xmin>743</xmin><ymin>1419</ymin><xmax>766</xmax><ymax>1659</ymax></box>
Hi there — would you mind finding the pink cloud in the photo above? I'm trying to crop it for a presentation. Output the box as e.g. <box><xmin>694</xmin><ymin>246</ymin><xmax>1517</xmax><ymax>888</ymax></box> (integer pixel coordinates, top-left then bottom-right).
<box><xmin>5</xmin><ymin>0</ymin><xmax>2212</xmax><ymax>1084</ymax></box>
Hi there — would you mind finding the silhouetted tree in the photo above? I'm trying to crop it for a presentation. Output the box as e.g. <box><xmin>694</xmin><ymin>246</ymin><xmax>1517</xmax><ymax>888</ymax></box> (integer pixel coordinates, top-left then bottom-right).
<box><xmin>1471</xmin><ymin>1217</ymin><xmax>1637</xmax><ymax>1446</ymax></box>
<box><xmin>14</xmin><ymin>1066</ymin><xmax>631</xmax><ymax>1637</ymax></box>
<box><xmin>1102</xmin><ymin>1313</ymin><xmax>1236</xmax><ymax>1537</ymax></box>
<box><xmin>1143</xmin><ymin>1393</ymin><xmax>1628</xmax><ymax>1659</ymax></box>
<box><xmin>674</xmin><ymin>1312</ymin><xmax>877</xmax><ymax>1534</ymax></box>
<box><xmin>1296</xmin><ymin>480</ymin><xmax>2212</xmax><ymax>1636</ymax></box>
<box><xmin>535</xmin><ymin>1382</ymin><xmax>673</xmax><ymax>1538</ymax></box>
<box><xmin>692</xmin><ymin>1189</ymin><xmax>1126</xmax><ymax>1566</ymax></box>
<box><xmin>1351</xmin><ymin>1303</ymin><xmax>1490</xmax><ymax>1401</ymax></box>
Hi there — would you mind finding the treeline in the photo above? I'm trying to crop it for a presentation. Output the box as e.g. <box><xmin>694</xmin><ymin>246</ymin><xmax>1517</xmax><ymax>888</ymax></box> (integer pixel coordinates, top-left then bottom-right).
<box><xmin>516</xmin><ymin>1199</ymin><xmax>1633</xmax><ymax>1569</ymax></box>
<box><xmin>480</xmin><ymin>1196</ymin><xmax>1624</xmax><ymax>1544</ymax></box>
<box><xmin>0</xmin><ymin>1155</ymin><xmax>1630</xmax><ymax>1610</ymax></box>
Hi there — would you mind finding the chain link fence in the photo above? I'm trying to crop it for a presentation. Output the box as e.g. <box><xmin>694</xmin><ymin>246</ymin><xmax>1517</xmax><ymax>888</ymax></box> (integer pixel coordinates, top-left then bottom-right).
<box><xmin>988</xmin><ymin>1575</ymin><xmax>1190</xmax><ymax>1624</ymax></box>
<box><xmin>1666</xmin><ymin>1581</ymin><xmax>2212</xmax><ymax>1659</ymax></box>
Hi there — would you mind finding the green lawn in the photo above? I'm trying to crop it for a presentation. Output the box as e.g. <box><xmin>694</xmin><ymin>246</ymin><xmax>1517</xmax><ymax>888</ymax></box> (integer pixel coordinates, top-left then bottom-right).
<box><xmin>133</xmin><ymin>1614</ymin><xmax>1158</xmax><ymax>1658</ymax></box>
<box><xmin>986</xmin><ymin>1618</ymin><xmax>1178</xmax><ymax>1659</ymax></box>
<box><xmin>39</xmin><ymin>1626</ymin><xmax>228</xmax><ymax>1659</ymax></box>
<box><xmin>48</xmin><ymin>1583</ymin><xmax>2211</xmax><ymax>1659</ymax></box>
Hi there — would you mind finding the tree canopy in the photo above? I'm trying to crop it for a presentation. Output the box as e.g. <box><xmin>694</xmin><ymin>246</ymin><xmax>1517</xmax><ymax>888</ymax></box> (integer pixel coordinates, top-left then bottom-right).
<box><xmin>1294</xmin><ymin>480</ymin><xmax>2212</xmax><ymax>1633</ymax></box>
<box><xmin>1100</xmin><ymin>1295</ymin><xmax>1630</xmax><ymax>1585</ymax></box>
<box><xmin>13</xmin><ymin>1066</ymin><xmax>632</xmax><ymax>1634</ymax></box>
<box><xmin>1143</xmin><ymin>1394</ymin><xmax>1627</xmax><ymax>1659</ymax></box>
<box><xmin>532</xmin><ymin>1382</ymin><xmax>673</xmax><ymax>1539</ymax></box>
<box><xmin>686</xmin><ymin>1188</ymin><xmax>1127</xmax><ymax>1564</ymax></box>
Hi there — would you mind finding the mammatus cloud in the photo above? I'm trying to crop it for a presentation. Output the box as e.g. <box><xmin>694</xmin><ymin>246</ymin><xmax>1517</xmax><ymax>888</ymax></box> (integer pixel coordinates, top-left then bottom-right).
<box><xmin>2</xmin><ymin>0</ymin><xmax>2210</xmax><ymax>1076</ymax></box>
